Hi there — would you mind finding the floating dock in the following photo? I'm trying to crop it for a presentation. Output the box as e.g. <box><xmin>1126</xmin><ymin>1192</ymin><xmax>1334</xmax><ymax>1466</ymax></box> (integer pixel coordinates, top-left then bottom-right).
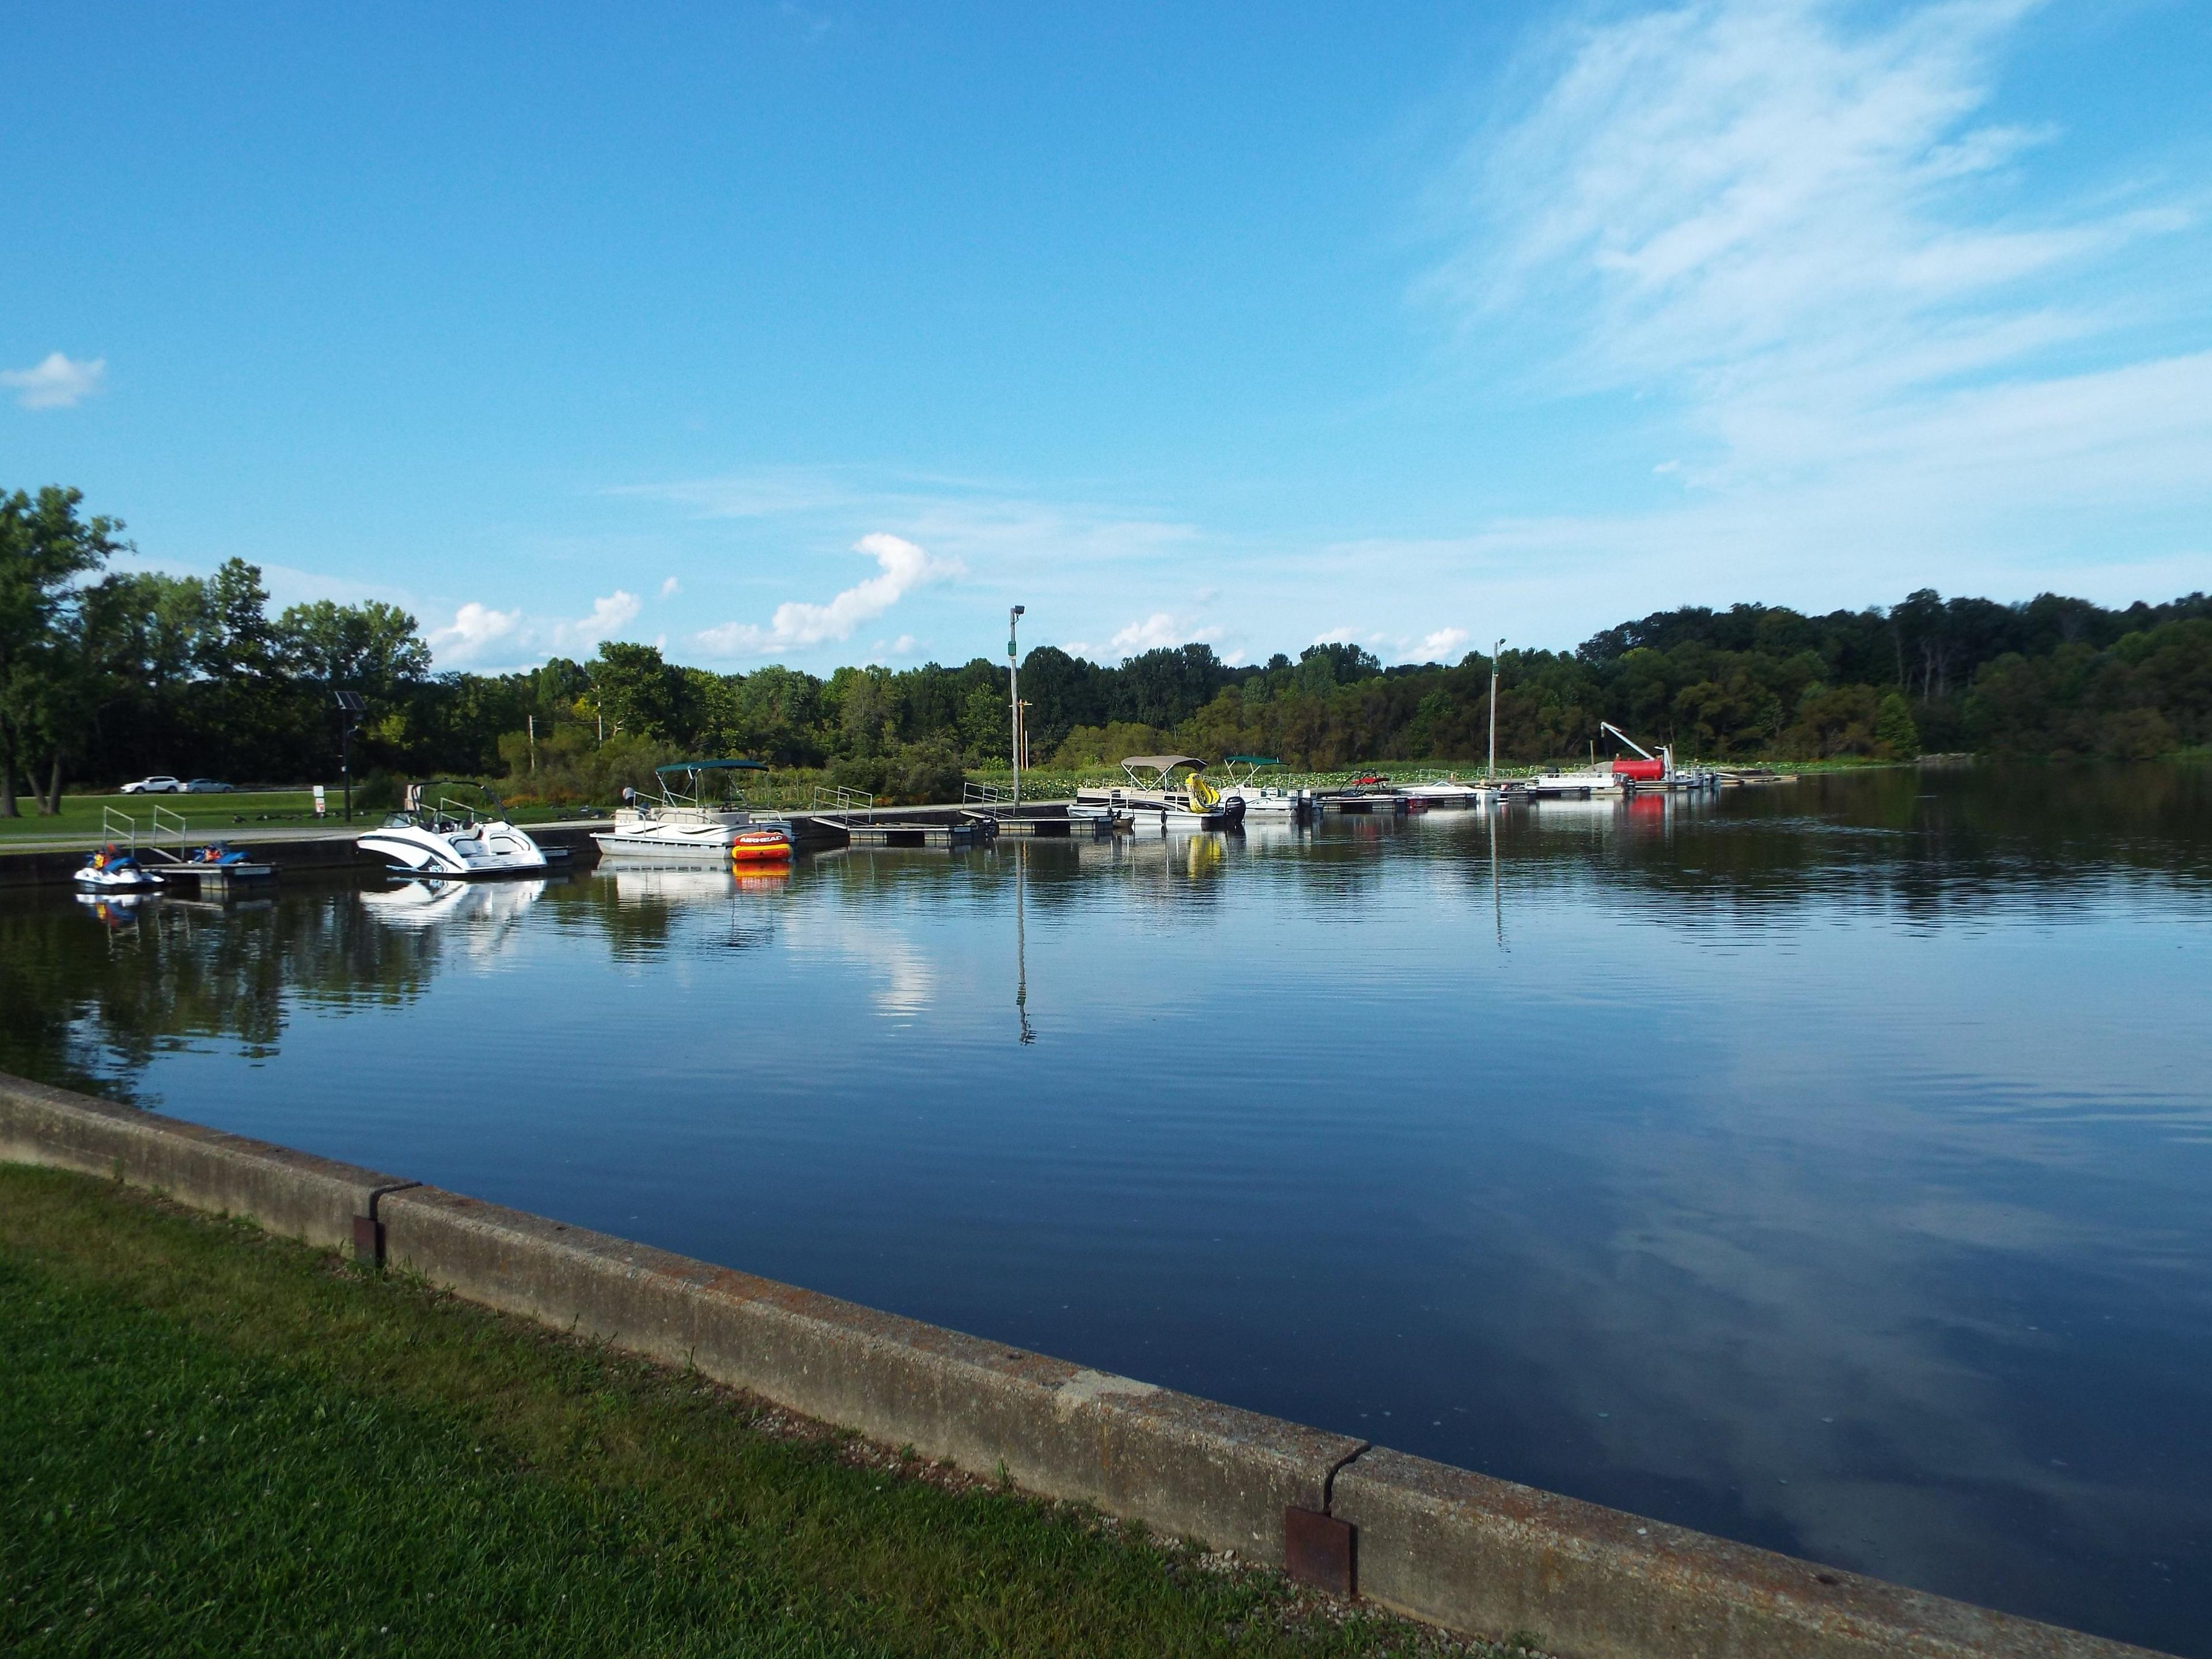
<box><xmin>844</xmin><ymin>820</ymin><xmax>984</xmax><ymax>848</ymax></box>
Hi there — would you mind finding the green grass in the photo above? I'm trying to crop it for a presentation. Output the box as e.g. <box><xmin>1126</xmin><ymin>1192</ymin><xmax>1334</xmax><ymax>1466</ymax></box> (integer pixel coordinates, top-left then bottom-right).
<box><xmin>0</xmin><ymin>1166</ymin><xmax>1492</xmax><ymax>1658</ymax></box>
<box><xmin>0</xmin><ymin>791</ymin><xmax>329</xmax><ymax>843</ymax></box>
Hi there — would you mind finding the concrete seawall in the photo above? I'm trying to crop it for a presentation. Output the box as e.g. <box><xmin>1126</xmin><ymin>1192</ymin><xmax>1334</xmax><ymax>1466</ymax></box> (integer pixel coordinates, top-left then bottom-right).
<box><xmin>0</xmin><ymin>1070</ymin><xmax>2169</xmax><ymax>1659</ymax></box>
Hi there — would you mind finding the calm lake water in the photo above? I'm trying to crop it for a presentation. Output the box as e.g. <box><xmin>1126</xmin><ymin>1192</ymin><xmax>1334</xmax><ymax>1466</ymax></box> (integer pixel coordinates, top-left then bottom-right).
<box><xmin>6</xmin><ymin>762</ymin><xmax>2209</xmax><ymax>1653</ymax></box>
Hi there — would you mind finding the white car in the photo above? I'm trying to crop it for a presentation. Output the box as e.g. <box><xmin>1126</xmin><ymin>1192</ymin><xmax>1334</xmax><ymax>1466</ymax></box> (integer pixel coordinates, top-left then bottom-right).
<box><xmin>120</xmin><ymin>775</ymin><xmax>183</xmax><ymax>794</ymax></box>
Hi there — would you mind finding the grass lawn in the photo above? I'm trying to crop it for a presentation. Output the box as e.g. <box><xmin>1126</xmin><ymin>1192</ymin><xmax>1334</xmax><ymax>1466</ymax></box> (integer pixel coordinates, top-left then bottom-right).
<box><xmin>0</xmin><ymin>791</ymin><xmax>329</xmax><ymax>843</ymax></box>
<box><xmin>0</xmin><ymin>1165</ymin><xmax>1499</xmax><ymax>1658</ymax></box>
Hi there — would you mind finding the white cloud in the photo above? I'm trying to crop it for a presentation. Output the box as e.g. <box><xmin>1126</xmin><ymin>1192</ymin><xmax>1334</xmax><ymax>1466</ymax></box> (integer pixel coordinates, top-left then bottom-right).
<box><xmin>1416</xmin><ymin>627</ymin><xmax>1471</xmax><ymax>661</ymax></box>
<box><xmin>1431</xmin><ymin>0</ymin><xmax>2212</xmax><ymax>561</ymax></box>
<box><xmin>429</xmin><ymin>601</ymin><xmax>522</xmax><ymax>664</ymax></box>
<box><xmin>659</xmin><ymin>575</ymin><xmax>681</xmax><ymax>598</ymax></box>
<box><xmin>694</xmin><ymin>533</ymin><xmax>961</xmax><ymax>658</ymax></box>
<box><xmin>561</xmin><ymin>590</ymin><xmax>643</xmax><ymax>652</ymax></box>
<box><xmin>1063</xmin><ymin>612</ymin><xmax>1225</xmax><ymax>660</ymax></box>
<box><xmin>3</xmin><ymin>351</ymin><xmax>105</xmax><ymax>410</ymax></box>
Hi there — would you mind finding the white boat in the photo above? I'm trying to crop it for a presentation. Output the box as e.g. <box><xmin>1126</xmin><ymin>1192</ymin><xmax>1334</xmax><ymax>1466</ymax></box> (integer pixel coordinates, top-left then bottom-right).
<box><xmin>1525</xmin><ymin>765</ymin><xmax>1627</xmax><ymax>798</ymax></box>
<box><xmin>592</xmin><ymin>759</ymin><xmax>793</xmax><ymax>862</ymax></box>
<box><xmin>358</xmin><ymin>783</ymin><xmax>553</xmax><ymax>878</ymax></box>
<box><xmin>1399</xmin><ymin>772</ymin><xmax>1502</xmax><ymax>807</ymax></box>
<box><xmin>1073</xmin><ymin>755</ymin><xmax>1247</xmax><ymax>831</ymax></box>
<box><xmin>1529</xmin><ymin>724</ymin><xmax>1722</xmax><ymax>798</ymax></box>
<box><xmin>1215</xmin><ymin>755</ymin><xmax>1309</xmax><ymax>817</ymax></box>
<box><xmin>73</xmin><ymin>849</ymin><xmax>166</xmax><ymax>892</ymax></box>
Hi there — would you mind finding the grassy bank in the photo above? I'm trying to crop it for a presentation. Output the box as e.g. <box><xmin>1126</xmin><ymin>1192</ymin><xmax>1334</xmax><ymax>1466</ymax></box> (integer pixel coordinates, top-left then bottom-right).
<box><xmin>0</xmin><ymin>1165</ymin><xmax>1498</xmax><ymax>1658</ymax></box>
<box><xmin>0</xmin><ymin>790</ymin><xmax>329</xmax><ymax>843</ymax></box>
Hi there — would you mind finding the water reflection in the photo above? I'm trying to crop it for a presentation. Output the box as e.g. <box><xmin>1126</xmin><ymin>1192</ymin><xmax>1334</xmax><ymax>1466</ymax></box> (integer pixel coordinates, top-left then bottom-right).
<box><xmin>1</xmin><ymin>762</ymin><xmax>2207</xmax><ymax>1652</ymax></box>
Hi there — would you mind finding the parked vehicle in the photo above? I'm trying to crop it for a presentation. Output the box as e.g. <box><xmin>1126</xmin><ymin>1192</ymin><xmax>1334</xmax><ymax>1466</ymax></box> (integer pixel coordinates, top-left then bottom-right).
<box><xmin>183</xmin><ymin>778</ymin><xmax>236</xmax><ymax>793</ymax></box>
<box><xmin>120</xmin><ymin>775</ymin><xmax>182</xmax><ymax>794</ymax></box>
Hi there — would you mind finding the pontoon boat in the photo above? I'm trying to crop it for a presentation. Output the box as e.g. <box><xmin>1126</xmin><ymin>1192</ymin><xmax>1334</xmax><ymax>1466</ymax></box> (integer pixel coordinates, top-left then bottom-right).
<box><xmin>1072</xmin><ymin>755</ymin><xmax>1246</xmax><ymax>831</ymax></box>
<box><xmin>593</xmin><ymin>759</ymin><xmax>793</xmax><ymax>862</ymax></box>
<box><xmin>1215</xmin><ymin>755</ymin><xmax>1308</xmax><ymax>817</ymax></box>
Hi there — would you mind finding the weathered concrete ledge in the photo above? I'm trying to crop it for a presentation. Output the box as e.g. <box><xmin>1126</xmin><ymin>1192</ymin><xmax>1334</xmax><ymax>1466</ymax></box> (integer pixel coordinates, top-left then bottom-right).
<box><xmin>0</xmin><ymin>1070</ymin><xmax>2172</xmax><ymax>1659</ymax></box>
<box><xmin>0</xmin><ymin>1071</ymin><xmax>414</xmax><ymax>1254</ymax></box>
<box><xmin>378</xmin><ymin>1183</ymin><xmax>1359</xmax><ymax>1556</ymax></box>
<box><xmin>1333</xmin><ymin>1448</ymin><xmax>2137</xmax><ymax>1659</ymax></box>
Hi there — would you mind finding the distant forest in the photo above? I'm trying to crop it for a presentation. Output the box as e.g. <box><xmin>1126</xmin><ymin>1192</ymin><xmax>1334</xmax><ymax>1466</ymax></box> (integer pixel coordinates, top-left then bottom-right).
<box><xmin>4</xmin><ymin>484</ymin><xmax>2209</xmax><ymax>813</ymax></box>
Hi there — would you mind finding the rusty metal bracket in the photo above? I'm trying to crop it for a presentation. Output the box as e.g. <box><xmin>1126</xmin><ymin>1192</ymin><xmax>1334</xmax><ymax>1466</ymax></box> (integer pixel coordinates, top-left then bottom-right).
<box><xmin>1284</xmin><ymin>1506</ymin><xmax>1356</xmax><ymax>1598</ymax></box>
<box><xmin>351</xmin><ymin>1213</ymin><xmax>385</xmax><ymax>1265</ymax></box>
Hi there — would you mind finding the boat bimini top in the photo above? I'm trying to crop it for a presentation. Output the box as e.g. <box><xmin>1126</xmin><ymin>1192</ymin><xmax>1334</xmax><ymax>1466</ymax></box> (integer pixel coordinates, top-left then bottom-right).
<box><xmin>1118</xmin><ymin>755</ymin><xmax>1205</xmax><ymax>783</ymax></box>
<box><xmin>1220</xmin><ymin>755</ymin><xmax>1282</xmax><ymax>786</ymax></box>
<box><xmin>651</xmin><ymin>758</ymin><xmax>768</xmax><ymax>804</ymax></box>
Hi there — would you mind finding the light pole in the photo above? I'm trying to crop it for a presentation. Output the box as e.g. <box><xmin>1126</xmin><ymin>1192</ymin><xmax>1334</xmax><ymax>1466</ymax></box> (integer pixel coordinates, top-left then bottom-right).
<box><xmin>332</xmin><ymin>690</ymin><xmax>367</xmax><ymax>822</ymax></box>
<box><xmin>1008</xmin><ymin>605</ymin><xmax>1025</xmax><ymax>810</ymax></box>
<box><xmin>1487</xmin><ymin>639</ymin><xmax>1504</xmax><ymax>783</ymax></box>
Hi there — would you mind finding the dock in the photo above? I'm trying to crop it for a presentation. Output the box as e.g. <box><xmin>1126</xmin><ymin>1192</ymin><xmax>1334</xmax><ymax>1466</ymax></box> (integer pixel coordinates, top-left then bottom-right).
<box><xmin>843</xmin><ymin>819</ymin><xmax>984</xmax><ymax>848</ymax></box>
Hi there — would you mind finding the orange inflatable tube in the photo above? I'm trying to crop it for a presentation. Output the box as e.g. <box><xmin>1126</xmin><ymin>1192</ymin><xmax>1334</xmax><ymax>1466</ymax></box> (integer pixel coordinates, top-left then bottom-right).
<box><xmin>731</xmin><ymin>828</ymin><xmax>793</xmax><ymax>863</ymax></box>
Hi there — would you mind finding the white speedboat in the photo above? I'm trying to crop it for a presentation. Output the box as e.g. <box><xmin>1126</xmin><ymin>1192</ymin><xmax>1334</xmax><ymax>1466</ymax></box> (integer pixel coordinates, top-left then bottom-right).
<box><xmin>1215</xmin><ymin>755</ymin><xmax>1309</xmax><ymax>818</ymax></box>
<box><xmin>1074</xmin><ymin>756</ymin><xmax>1246</xmax><ymax>831</ymax></box>
<box><xmin>358</xmin><ymin>783</ymin><xmax>553</xmax><ymax>878</ymax></box>
<box><xmin>73</xmin><ymin>849</ymin><xmax>166</xmax><ymax>892</ymax></box>
<box><xmin>593</xmin><ymin>759</ymin><xmax>793</xmax><ymax>862</ymax></box>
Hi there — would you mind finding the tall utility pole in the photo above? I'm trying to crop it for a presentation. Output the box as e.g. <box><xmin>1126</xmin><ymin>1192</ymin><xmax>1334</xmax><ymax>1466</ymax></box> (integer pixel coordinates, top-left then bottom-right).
<box><xmin>1008</xmin><ymin>605</ymin><xmax>1025</xmax><ymax>809</ymax></box>
<box><xmin>1487</xmin><ymin>638</ymin><xmax>1504</xmax><ymax>782</ymax></box>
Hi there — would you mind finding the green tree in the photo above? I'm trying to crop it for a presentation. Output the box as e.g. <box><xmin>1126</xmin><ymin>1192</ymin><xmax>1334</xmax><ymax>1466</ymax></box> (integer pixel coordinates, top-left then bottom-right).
<box><xmin>0</xmin><ymin>488</ymin><xmax>127</xmax><ymax>815</ymax></box>
<box><xmin>584</xmin><ymin>643</ymin><xmax>691</xmax><ymax>744</ymax></box>
<box><xmin>1873</xmin><ymin>692</ymin><xmax>1922</xmax><ymax>759</ymax></box>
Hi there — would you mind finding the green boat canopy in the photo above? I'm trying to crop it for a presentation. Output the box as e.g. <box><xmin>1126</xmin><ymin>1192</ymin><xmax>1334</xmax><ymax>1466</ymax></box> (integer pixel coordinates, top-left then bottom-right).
<box><xmin>655</xmin><ymin>759</ymin><xmax>769</xmax><ymax>774</ymax></box>
<box><xmin>1224</xmin><ymin>755</ymin><xmax>1282</xmax><ymax>766</ymax></box>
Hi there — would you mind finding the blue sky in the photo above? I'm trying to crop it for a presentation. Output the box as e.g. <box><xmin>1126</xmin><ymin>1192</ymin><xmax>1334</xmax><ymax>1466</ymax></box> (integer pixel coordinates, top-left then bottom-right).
<box><xmin>6</xmin><ymin>1</ymin><xmax>2208</xmax><ymax>673</ymax></box>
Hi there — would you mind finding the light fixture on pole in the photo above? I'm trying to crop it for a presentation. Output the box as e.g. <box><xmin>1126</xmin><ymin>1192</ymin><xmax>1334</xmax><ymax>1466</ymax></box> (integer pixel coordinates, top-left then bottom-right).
<box><xmin>1008</xmin><ymin>606</ymin><xmax>1025</xmax><ymax>809</ymax></box>
<box><xmin>332</xmin><ymin>690</ymin><xmax>368</xmax><ymax>823</ymax></box>
<box><xmin>1487</xmin><ymin>639</ymin><xmax>1504</xmax><ymax>783</ymax></box>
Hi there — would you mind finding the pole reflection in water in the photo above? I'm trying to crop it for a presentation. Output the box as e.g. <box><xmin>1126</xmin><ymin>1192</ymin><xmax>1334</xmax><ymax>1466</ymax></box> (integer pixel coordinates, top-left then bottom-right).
<box><xmin>1489</xmin><ymin>801</ymin><xmax>1505</xmax><ymax>953</ymax></box>
<box><xmin>1014</xmin><ymin>839</ymin><xmax>1034</xmax><ymax>1046</ymax></box>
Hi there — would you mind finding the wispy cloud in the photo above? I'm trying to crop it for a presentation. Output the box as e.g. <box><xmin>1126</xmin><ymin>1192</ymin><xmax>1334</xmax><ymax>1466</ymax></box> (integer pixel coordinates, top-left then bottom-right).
<box><xmin>1433</xmin><ymin>0</ymin><xmax>2210</xmax><ymax>535</ymax></box>
<box><xmin>3</xmin><ymin>351</ymin><xmax>105</xmax><ymax>410</ymax></box>
<box><xmin>694</xmin><ymin>534</ymin><xmax>962</xmax><ymax>658</ymax></box>
<box><xmin>626</xmin><ymin>468</ymin><xmax>1202</xmax><ymax>576</ymax></box>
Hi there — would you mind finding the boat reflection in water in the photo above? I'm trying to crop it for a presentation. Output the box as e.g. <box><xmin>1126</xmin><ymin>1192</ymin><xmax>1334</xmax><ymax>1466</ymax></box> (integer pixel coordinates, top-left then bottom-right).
<box><xmin>361</xmin><ymin>877</ymin><xmax>558</xmax><ymax>929</ymax></box>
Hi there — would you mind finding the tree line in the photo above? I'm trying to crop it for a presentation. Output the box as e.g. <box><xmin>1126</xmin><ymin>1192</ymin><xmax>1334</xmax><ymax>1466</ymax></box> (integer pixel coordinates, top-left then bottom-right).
<box><xmin>4</xmin><ymin>484</ymin><xmax>2208</xmax><ymax>813</ymax></box>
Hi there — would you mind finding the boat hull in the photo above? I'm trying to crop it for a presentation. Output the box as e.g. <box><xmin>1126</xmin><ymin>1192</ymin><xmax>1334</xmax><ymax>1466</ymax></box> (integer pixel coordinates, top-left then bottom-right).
<box><xmin>358</xmin><ymin>823</ymin><xmax>549</xmax><ymax>879</ymax></box>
